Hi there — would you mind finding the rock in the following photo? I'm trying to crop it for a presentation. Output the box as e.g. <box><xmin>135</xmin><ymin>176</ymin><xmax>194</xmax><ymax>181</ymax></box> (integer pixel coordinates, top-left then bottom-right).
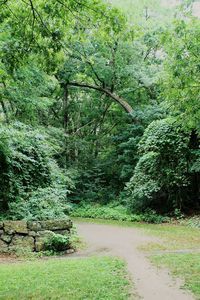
<box><xmin>0</xmin><ymin>220</ymin><xmax>73</xmax><ymax>253</ymax></box>
<box><xmin>28</xmin><ymin>231</ymin><xmax>39</xmax><ymax>237</ymax></box>
<box><xmin>1</xmin><ymin>234</ymin><xmax>12</xmax><ymax>243</ymax></box>
<box><xmin>27</xmin><ymin>221</ymin><xmax>42</xmax><ymax>231</ymax></box>
<box><xmin>37</xmin><ymin>230</ymin><xmax>55</xmax><ymax>237</ymax></box>
<box><xmin>9</xmin><ymin>235</ymin><xmax>34</xmax><ymax>252</ymax></box>
<box><xmin>0</xmin><ymin>240</ymin><xmax>9</xmax><ymax>253</ymax></box>
<box><xmin>66</xmin><ymin>249</ymin><xmax>75</xmax><ymax>254</ymax></box>
<box><xmin>40</xmin><ymin>219</ymin><xmax>72</xmax><ymax>231</ymax></box>
<box><xmin>4</xmin><ymin>221</ymin><xmax>28</xmax><ymax>234</ymax></box>
<box><xmin>35</xmin><ymin>230</ymin><xmax>54</xmax><ymax>252</ymax></box>
<box><xmin>35</xmin><ymin>239</ymin><xmax>45</xmax><ymax>252</ymax></box>
<box><xmin>53</xmin><ymin>229</ymin><xmax>70</xmax><ymax>236</ymax></box>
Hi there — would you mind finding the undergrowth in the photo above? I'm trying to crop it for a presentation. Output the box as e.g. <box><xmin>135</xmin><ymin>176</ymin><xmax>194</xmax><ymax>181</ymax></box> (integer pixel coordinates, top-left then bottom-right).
<box><xmin>71</xmin><ymin>203</ymin><xmax>168</xmax><ymax>224</ymax></box>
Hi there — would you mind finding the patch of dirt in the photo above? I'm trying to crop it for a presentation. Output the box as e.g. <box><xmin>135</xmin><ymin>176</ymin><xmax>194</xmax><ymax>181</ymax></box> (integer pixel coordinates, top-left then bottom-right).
<box><xmin>74</xmin><ymin>222</ymin><xmax>195</xmax><ymax>300</ymax></box>
<box><xmin>0</xmin><ymin>253</ymin><xmax>18</xmax><ymax>263</ymax></box>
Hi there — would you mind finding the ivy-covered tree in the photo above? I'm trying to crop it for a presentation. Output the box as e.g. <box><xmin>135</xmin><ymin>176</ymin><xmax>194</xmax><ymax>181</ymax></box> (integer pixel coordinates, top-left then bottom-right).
<box><xmin>0</xmin><ymin>123</ymin><xmax>74</xmax><ymax>220</ymax></box>
<box><xmin>127</xmin><ymin>118</ymin><xmax>199</xmax><ymax>213</ymax></box>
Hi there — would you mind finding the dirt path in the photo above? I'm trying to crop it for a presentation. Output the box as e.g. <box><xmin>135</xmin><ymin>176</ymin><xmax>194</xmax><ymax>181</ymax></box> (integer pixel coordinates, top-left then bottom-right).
<box><xmin>75</xmin><ymin>222</ymin><xmax>195</xmax><ymax>300</ymax></box>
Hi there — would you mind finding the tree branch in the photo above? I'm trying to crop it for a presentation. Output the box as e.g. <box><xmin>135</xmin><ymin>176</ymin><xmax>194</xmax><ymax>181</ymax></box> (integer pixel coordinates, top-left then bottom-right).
<box><xmin>68</xmin><ymin>81</ymin><xmax>133</xmax><ymax>114</ymax></box>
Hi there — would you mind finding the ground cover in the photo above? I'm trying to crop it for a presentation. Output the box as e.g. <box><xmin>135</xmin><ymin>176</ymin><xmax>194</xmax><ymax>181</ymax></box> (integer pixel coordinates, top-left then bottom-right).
<box><xmin>151</xmin><ymin>254</ymin><xmax>200</xmax><ymax>299</ymax></box>
<box><xmin>0</xmin><ymin>256</ymin><xmax>131</xmax><ymax>300</ymax></box>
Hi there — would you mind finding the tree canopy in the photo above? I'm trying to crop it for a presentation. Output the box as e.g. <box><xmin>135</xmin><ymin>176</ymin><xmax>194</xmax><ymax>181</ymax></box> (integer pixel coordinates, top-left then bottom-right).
<box><xmin>0</xmin><ymin>0</ymin><xmax>199</xmax><ymax>220</ymax></box>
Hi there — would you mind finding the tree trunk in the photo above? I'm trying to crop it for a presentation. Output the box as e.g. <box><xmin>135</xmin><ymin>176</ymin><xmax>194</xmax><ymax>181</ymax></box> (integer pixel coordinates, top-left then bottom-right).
<box><xmin>63</xmin><ymin>84</ymin><xmax>69</xmax><ymax>169</ymax></box>
<box><xmin>63</xmin><ymin>84</ymin><xmax>69</xmax><ymax>132</ymax></box>
<box><xmin>0</xmin><ymin>99</ymin><xmax>9</xmax><ymax>124</ymax></box>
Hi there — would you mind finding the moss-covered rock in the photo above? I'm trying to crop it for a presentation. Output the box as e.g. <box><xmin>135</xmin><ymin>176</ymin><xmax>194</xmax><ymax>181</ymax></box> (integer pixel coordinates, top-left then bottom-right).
<box><xmin>9</xmin><ymin>235</ymin><xmax>34</xmax><ymax>252</ymax></box>
<box><xmin>1</xmin><ymin>234</ymin><xmax>12</xmax><ymax>243</ymax></box>
<box><xmin>35</xmin><ymin>230</ymin><xmax>55</xmax><ymax>252</ymax></box>
<box><xmin>28</xmin><ymin>231</ymin><xmax>39</xmax><ymax>237</ymax></box>
<box><xmin>0</xmin><ymin>240</ymin><xmax>8</xmax><ymax>252</ymax></box>
<box><xmin>4</xmin><ymin>221</ymin><xmax>28</xmax><ymax>234</ymax></box>
<box><xmin>27</xmin><ymin>221</ymin><xmax>42</xmax><ymax>231</ymax></box>
<box><xmin>40</xmin><ymin>219</ymin><xmax>72</xmax><ymax>231</ymax></box>
<box><xmin>0</xmin><ymin>220</ymin><xmax>73</xmax><ymax>253</ymax></box>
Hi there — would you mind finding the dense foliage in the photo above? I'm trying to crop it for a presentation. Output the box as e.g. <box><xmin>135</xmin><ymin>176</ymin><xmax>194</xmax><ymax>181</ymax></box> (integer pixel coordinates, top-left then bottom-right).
<box><xmin>0</xmin><ymin>123</ymin><xmax>73</xmax><ymax>220</ymax></box>
<box><xmin>127</xmin><ymin>119</ymin><xmax>196</xmax><ymax>212</ymax></box>
<box><xmin>0</xmin><ymin>0</ymin><xmax>199</xmax><ymax>220</ymax></box>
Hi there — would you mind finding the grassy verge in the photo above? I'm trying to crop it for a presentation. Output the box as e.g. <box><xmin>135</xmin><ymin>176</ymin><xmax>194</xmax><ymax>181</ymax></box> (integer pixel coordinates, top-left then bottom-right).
<box><xmin>0</xmin><ymin>256</ymin><xmax>131</xmax><ymax>300</ymax></box>
<box><xmin>73</xmin><ymin>217</ymin><xmax>200</xmax><ymax>251</ymax></box>
<box><xmin>139</xmin><ymin>223</ymin><xmax>200</xmax><ymax>252</ymax></box>
<box><xmin>151</xmin><ymin>254</ymin><xmax>200</xmax><ymax>298</ymax></box>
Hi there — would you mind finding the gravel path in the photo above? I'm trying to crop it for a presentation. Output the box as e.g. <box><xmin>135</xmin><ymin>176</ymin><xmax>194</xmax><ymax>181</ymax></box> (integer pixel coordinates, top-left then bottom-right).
<box><xmin>75</xmin><ymin>222</ymin><xmax>195</xmax><ymax>300</ymax></box>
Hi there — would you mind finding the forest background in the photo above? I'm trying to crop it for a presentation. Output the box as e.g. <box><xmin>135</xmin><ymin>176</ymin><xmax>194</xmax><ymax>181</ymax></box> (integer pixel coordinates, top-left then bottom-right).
<box><xmin>0</xmin><ymin>0</ymin><xmax>199</xmax><ymax>223</ymax></box>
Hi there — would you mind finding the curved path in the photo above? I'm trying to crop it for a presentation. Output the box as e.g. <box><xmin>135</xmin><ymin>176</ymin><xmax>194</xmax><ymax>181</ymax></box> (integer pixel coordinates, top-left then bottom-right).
<box><xmin>75</xmin><ymin>222</ymin><xmax>195</xmax><ymax>300</ymax></box>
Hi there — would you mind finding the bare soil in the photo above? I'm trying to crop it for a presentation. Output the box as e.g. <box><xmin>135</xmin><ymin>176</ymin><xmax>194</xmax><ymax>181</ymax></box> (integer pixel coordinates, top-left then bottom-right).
<box><xmin>75</xmin><ymin>222</ymin><xmax>195</xmax><ymax>300</ymax></box>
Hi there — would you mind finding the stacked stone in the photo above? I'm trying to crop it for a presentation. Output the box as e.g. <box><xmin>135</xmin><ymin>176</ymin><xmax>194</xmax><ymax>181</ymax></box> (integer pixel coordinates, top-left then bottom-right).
<box><xmin>0</xmin><ymin>219</ymin><xmax>73</xmax><ymax>253</ymax></box>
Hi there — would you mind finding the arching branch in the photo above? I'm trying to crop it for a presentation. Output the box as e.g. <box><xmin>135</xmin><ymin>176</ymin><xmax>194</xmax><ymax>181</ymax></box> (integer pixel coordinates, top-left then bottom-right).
<box><xmin>68</xmin><ymin>81</ymin><xmax>133</xmax><ymax>114</ymax></box>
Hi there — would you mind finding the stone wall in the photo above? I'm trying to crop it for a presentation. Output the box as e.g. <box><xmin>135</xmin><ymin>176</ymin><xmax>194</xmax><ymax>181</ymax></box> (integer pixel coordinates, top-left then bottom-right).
<box><xmin>0</xmin><ymin>219</ymin><xmax>73</xmax><ymax>253</ymax></box>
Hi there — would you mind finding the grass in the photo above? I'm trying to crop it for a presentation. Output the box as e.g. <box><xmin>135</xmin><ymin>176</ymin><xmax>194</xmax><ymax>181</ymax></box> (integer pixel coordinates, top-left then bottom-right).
<box><xmin>151</xmin><ymin>254</ymin><xmax>200</xmax><ymax>299</ymax></box>
<box><xmin>139</xmin><ymin>223</ymin><xmax>200</xmax><ymax>252</ymax></box>
<box><xmin>0</xmin><ymin>256</ymin><xmax>131</xmax><ymax>300</ymax></box>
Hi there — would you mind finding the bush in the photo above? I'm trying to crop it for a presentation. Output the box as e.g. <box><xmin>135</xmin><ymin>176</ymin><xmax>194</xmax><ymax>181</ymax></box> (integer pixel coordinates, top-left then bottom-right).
<box><xmin>71</xmin><ymin>203</ymin><xmax>141</xmax><ymax>222</ymax></box>
<box><xmin>127</xmin><ymin>119</ymin><xmax>191</xmax><ymax>213</ymax></box>
<box><xmin>44</xmin><ymin>233</ymin><xmax>70</xmax><ymax>252</ymax></box>
<box><xmin>71</xmin><ymin>203</ymin><xmax>167</xmax><ymax>224</ymax></box>
<box><xmin>142</xmin><ymin>209</ymin><xmax>169</xmax><ymax>224</ymax></box>
<box><xmin>8</xmin><ymin>186</ymin><xmax>71</xmax><ymax>221</ymax></box>
<box><xmin>0</xmin><ymin>123</ymin><xmax>75</xmax><ymax>220</ymax></box>
<box><xmin>0</xmin><ymin>123</ymin><xmax>51</xmax><ymax>211</ymax></box>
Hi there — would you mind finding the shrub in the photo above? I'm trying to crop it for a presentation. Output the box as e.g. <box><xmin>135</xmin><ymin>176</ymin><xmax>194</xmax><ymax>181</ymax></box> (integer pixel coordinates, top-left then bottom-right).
<box><xmin>142</xmin><ymin>209</ymin><xmax>169</xmax><ymax>224</ymax></box>
<box><xmin>44</xmin><ymin>233</ymin><xmax>70</xmax><ymax>252</ymax></box>
<box><xmin>127</xmin><ymin>119</ymin><xmax>191</xmax><ymax>213</ymax></box>
<box><xmin>0</xmin><ymin>122</ymin><xmax>51</xmax><ymax>211</ymax></box>
<box><xmin>8</xmin><ymin>186</ymin><xmax>71</xmax><ymax>221</ymax></box>
<box><xmin>71</xmin><ymin>203</ymin><xmax>142</xmax><ymax>222</ymax></box>
<box><xmin>71</xmin><ymin>203</ymin><xmax>167</xmax><ymax>224</ymax></box>
<box><xmin>0</xmin><ymin>123</ymin><xmax>75</xmax><ymax>220</ymax></box>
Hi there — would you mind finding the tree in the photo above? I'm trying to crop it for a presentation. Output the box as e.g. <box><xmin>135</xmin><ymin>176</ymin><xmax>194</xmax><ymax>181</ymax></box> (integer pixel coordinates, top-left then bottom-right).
<box><xmin>161</xmin><ymin>18</ymin><xmax>200</xmax><ymax>132</ymax></box>
<box><xmin>126</xmin><ymin>118</ymin><xmax>198</xmax><ymax>213</ymax></box>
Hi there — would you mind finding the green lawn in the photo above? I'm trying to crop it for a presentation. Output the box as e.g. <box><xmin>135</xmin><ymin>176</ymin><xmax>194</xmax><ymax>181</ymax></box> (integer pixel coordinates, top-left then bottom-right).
<box><xmin>151</xmin><ymin>254</ymin><xmax>200</xmax><ymax>299</ymax></box>
<box><xmin>0</xmin><ymin>256</ymin><xmax>131</xmax><ymax>300</ymax></box>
